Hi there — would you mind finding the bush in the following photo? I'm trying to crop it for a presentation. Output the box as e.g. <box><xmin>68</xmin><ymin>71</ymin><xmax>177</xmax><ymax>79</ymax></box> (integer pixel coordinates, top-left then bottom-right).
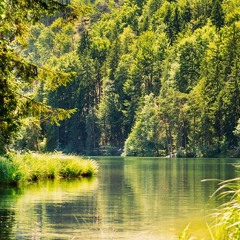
<box><xmin>199</xmin><ymin>145</ymin><xmax>220</xmax><ymax>157</ymax></box>
<box><xmin>228</xmin><ymin>147</ymin><xmax>240</xmax><ymax>158</ymax></box>
<box><xmin>0</xmin><ymin>157</ymin><xmax>21</xmax><ymax>185</ymax></box>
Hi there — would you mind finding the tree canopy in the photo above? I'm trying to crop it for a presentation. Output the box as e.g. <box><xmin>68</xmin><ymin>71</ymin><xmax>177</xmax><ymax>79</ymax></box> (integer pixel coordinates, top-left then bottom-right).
<box><xmin>1</xmin><ymin>0</ymin><xmax>240</xmax><ymax>157</ymax></box>
<box><xmin>0</xmin><ymin>0</ymin><xmax>78</xmax><ymax>153</ymax></box>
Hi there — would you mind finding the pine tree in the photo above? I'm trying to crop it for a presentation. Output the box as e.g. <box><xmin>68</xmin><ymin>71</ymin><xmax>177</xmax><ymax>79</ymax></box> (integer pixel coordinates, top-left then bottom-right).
<box><xmin>0</xmin><ymin>0</ymin><xmax>76</xmax><ymax>153</ymax></box>
<box><xmin>211</xmin><ymin>0</ymin><xmax>224</xmax><ymax>30</ymax></box>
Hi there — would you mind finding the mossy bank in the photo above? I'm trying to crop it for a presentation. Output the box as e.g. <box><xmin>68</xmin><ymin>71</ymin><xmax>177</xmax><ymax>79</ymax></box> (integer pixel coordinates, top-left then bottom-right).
<box><xmin>0</xmin><ymin>153</ymin><xmax>99</xmax><ymax>185</ymax></box>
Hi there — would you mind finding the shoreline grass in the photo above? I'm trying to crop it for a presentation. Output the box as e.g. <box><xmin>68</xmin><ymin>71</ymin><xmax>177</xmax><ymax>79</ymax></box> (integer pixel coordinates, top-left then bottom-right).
<box><xmin>0</xmin><ymin>153</ymin><xmax>99</xmax><ymax>185</ymax></box>
<box><xmin>207</xmin><ymin>177</ymin><xmax>240</xmax><ymax>240</ymax></box>
<box><xmin>179</xmin><ymin>175</ymin><xmax>240</xmax><ymax>240</ymax></box>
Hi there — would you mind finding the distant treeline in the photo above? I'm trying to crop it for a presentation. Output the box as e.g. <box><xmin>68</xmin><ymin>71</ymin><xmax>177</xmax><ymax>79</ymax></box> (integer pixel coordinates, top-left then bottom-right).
<box><xmin>3</xmin><ymin>0</ymin><xmax>240</xmax><ymax>157</ymax></box>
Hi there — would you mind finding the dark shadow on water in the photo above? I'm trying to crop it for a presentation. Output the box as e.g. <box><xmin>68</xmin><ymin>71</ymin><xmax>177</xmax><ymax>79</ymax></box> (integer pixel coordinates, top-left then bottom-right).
<box><xmin>0</xmin><ymin>187</ymin><xmax>22</xmax><ymax>240</ymax></box>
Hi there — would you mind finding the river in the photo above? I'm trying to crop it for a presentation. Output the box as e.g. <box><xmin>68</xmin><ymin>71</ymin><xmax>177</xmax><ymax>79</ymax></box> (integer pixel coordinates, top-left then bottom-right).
<box><xmin>0</xmin><ymin>157</ymin><xmax>239</xmax><ymax>239</ymax></box>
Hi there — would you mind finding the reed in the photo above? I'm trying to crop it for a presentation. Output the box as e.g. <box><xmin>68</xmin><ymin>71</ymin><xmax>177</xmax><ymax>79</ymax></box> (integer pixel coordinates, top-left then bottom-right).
<box><xmin>179</xmin><ymin>223</ymin><xmax>192</xmax><ymax>240</ymax></box>
<box><xmin>0</xmin><ymin>153</ymin><xmax>99</xmax><ymax>185</ymax></box>
<box><xmin>207</xmin><ymin>177</ymin><xmax>240</xmax><ymax>240</ymax></box>
<box><xmin>179</xmin><ymin>176</ymin><xmax>240</xmax><ymax>240</ymax></box>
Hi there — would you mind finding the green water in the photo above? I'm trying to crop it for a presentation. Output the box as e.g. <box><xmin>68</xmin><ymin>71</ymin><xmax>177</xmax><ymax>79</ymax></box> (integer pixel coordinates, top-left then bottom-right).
<box><xmin>0</xmin><ymin>157</ymin><xmax>239</xmax><ymax>239</ymax></box>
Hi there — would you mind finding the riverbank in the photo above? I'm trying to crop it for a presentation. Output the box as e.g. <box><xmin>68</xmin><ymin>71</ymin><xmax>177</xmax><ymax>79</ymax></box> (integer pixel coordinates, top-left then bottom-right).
<box><xmin>0</xmin><ymin>153</ymin><xmax>99</xmax><ymax>185</ymax></box>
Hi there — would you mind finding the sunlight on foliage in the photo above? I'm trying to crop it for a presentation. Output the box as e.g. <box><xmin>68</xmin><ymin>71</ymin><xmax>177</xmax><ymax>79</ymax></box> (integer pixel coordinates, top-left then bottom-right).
<box><xmin>0</xmin><ymin>153</ymin><xmax>99</xmax><ymax>185</ymax></box>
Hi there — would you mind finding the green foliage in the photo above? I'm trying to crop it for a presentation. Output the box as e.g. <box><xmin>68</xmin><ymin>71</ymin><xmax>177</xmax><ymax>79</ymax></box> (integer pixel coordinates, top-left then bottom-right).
<box><xmin>14</xmin><ymin>117</ymin><xmax>42</xmax><ymax>151</ymax></box>
<box><xmin>207</xmin><ymin>177</ymin><xmax>240</xmax><ymax>240</ymax></box>
<box><xmin>98</xmin><ymin>78</ymin><xmax>123</xmax><ymax>146</ymax></box>
<box><xmin>173</xmin><ymin>25</ymin><xmax>215</xmax><ymax>93</ymax></box>
<box><xmin>85</xmin><ymin>107</ymin><xmax>100</xmax><ymax>154</ymax></box>
<box><xmin>178</xmin><ymin>223</ymin><xmax>192</xmax><ymax>240</ymax></box>
<box><xmin>5</xmin><ymin>0</ymin><xmax>239</xmax><ymax>156</ymax></box>
<box><xmin>123</xmin><ymin>94</ymin><xmax>161</xmax><ymax>156</ymax></box>
<box><xmin>0</xmin><ymin>156</ymin><xmax>21</xmax><ymax>185</ymax></box>
<box><xmin>0</xmin><ymin>0</ymin><xmax>80</xmax><ymax>153</ymax></box>
<box><xmin>233</xmin><ymin>119</ymin><xmax>240</xmax><ymax>139</ymax></box>
<box><xmin>0</xmin><ymin>153</ymin><xmax>99</xmax><ymax>185</ymax></box>
<box><xmin>211</xmin><ymin>0</ymin><xmax>225</xmax><ymax>30</ymax></box>
<box><xmin>180</xmin><ymin>176</ymin><xmax>240</xmax><ymax>239</ymax></box>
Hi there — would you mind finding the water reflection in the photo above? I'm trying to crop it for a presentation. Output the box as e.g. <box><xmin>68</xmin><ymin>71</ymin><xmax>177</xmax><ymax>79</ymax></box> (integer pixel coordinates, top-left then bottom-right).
<box><xmin>0</xmin><ymin>187</ymin><xmax>21</xmax><ymax>240</ymax></box>
<box><xmin>21</xmin><ymin>179</ymin><xmax>99</xmax><ymax>239</ymax></box>
<box><xmin>0</xmin><ymin>209</ymin><xmax>15</xmax><ymax>239</ymax></box>
<box><xmin>97</xmin><ymin>157</ymin><xmax>239</xmax><ymax>239</ymax></box>
<box><xmin>0</xmin><ymin>158</ymin><xmax>239</xmax><ymax>239</ymax></box>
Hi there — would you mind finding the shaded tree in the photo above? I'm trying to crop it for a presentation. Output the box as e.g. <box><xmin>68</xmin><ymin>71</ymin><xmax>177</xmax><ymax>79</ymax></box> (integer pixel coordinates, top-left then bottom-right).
<box><xmin>211</xmin><ymin>0</ymin><xmax>224</xmax><ymax>30</ymax></box>
<box><xmin>0</xmin><ymin>0</ymin><xmax>76</xmax><ymax>153</ymax></box>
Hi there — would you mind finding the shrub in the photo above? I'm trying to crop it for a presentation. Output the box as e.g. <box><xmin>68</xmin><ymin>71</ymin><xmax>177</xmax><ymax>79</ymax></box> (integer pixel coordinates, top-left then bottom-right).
<box><xmin>0</xmin><ymin>157</ymin><xmax>21</xmax><ymax>185</ymax></box>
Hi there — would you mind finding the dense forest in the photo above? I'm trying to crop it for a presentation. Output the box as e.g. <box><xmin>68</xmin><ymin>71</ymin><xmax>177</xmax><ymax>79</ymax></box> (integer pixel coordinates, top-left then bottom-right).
<box><xmin>1</xmin><ymin>0</ymin><xmax>240</xmax><ymax>157</ymax></box>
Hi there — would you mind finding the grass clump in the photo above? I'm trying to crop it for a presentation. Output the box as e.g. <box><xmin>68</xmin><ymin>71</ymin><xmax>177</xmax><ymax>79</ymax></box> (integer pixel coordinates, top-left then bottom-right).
<box><xmin>0</xmin><ymin>153</ymin><xmax>99</xmax><ymax>185</ymax></box>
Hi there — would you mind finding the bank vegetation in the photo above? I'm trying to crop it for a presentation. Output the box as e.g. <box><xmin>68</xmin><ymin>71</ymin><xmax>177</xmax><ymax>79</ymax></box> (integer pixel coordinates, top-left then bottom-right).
<box><xmin>180</xmin><ymin>172</ymin><xmax>240</xmax><ymax>240</ymax></box>
<box><xmin>0</xmin><ymin>153</ymin><xmax>99</xmax><ymax>185</ymax></box>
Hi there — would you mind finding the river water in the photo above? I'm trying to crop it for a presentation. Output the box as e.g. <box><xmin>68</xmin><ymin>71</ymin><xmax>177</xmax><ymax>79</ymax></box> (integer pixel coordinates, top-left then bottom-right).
<box><xmin>0</xmin><ymin>157</ymin><xmax>239</xmax><ymax>240</ymax></box>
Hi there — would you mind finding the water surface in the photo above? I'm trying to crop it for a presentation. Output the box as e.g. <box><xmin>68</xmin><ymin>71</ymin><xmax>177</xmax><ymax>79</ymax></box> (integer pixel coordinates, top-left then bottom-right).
<box><xmin>0</xmin><ymin>157</ymin><xmax>239</xmax><ymax>239</ymax></box>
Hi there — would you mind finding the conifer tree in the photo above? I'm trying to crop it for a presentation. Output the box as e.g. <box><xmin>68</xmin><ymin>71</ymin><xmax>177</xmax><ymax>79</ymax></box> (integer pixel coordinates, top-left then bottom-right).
<box><xmin>211</xmin><ymin>0</ymin><xmax>224</xmax><ymax>30</ymax></box>
<box><xmin>0</xmin><ymin>0</ymin><xmax>76</xmax><ymax>153</ymax></box>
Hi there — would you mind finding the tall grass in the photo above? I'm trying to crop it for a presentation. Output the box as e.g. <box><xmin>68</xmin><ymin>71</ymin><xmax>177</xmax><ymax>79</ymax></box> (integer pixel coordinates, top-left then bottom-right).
<box><xmin>0</xmin><ymin>156</ymin><xmax>21</xmax><ymax>185</ymax></box>
<box><xmin>179</xmin><ymin>223</ymin><xmax>192</xmax><ymax>240</ymax></box>
<box><xmin>207</xmin><ymin>177</ymin><xmax>240</xmax><ymax>240</ymax></box>
<box><xmin>0</xmin><ymin>153</ymin><xmax>99</xmax><ymax>185</ymax></box>
<box><xmin>179</xmin><ymin>176</ymin><xmax>240</xmax><ymax>240</ymax></box>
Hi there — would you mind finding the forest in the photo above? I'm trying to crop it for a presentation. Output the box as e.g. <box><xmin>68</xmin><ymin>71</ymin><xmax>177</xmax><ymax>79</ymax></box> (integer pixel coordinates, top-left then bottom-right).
<box><xmin>1</xmin><ymin>0</ymin><xmax>240</xmax><ymax>157</ymax></box>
